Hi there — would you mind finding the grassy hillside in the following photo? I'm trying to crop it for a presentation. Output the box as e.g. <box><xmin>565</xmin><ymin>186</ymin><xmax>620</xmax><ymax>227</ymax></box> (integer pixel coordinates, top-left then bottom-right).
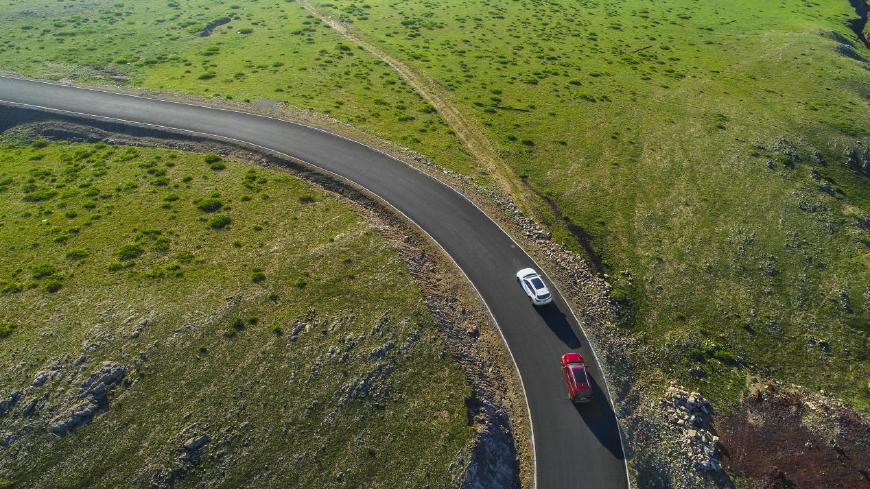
<box><xmin>0</xmin><ymin>0</ymin><xmax>867</xmax><ymax>482</ymax></box>
<box><xmin>309</xmin><ymin>0</ymin><xmax>870</xmax><ymax>412</ymax></box>
<box><xmin>0</xmin><ymin>141</ymin><xmax>473</xmax><ymax>488</ymax></box>
<box><xmin>0</xmin><ymin>0</ymin><xmax>477</xmax><ymax>177</ymax></box>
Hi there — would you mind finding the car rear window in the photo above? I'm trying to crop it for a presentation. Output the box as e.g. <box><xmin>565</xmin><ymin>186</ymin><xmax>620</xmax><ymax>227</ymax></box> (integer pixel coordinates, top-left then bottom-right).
<box><xmin>571</xmin><ymin>366</ymin><xmax>588</xmax><ymax>386</ymax></box>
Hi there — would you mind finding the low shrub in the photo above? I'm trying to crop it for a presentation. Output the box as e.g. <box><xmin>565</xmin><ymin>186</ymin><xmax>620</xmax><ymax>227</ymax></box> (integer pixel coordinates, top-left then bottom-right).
<box><xmin>31</xmin><ymin>263</ymin><xmax>57</xmax><ymax>279</ymax></box>
<box><xmin>208</xmin><ymin>214</ymin><xmax>231</xmax><ymax>229</ymax></box>
<box><xmin>0</xmin><ymin>322</ymin><xmax>15</xmax><ymax>339</ymax></box>
<box><xmin>22</xmin><ymin>188</ymin><xmax>58</xmax><ymax>202</ymax></box>
<box><xmin>117</xmin><ymin>243</ymin><xmax>144</xmax><ymax>260</ymax></box>
<box><xmin>195</xmin><ymin>197</ymin><xmax>223</xmax><ymax>212</ymax></box>
<box><xmin>44</xmin><ymin>279</ymin><xmax>63</xmax><ymax>293</ymax></box>
<box><xmin>65</xmin><ymin>249</ymin><xmax>90</xmax><ymax>260</ymax></box>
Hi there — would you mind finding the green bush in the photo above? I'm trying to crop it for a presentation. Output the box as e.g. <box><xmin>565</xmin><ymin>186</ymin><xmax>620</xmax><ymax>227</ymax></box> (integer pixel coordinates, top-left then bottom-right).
<box><xmin>117</xmin><ymin>243</ymin><xmax>144</xmax><ymax>260</ymax></box>
<box><xmin>31</xmin><ymin>263</ymin><xmax>57</xmax><ymax>279</ymax></box>
<box><xmin>251</xmin><ymin>270</ymin><xmax>266</xmax><ymax>283</ymax></box>
<box><xmin>1</xmin><ymin>283</ymin><xmax>23</xmax><ymax>294</ymax></box>
<box><xmin>65</xmin><ymin>248</ymin><xmax>90</xmax><ymax>260</ymax></box>
<box><xmin>44</xmin><ymin>279</ymin><xmax>63</xmax><ymax>293</ymax></box>
<box><xmin>204</xmin><ymin>153</ymin><xmax>222</xmax><ymax>164</ymax></box>
<box><xmin>22</xmin><ymin>188</ymin><xmax>58</xmax><ymax>202</ymax></box>
<box><xmin>195</xmin><ymin>197</ymin><xmax>223</xmax><ymax>212</ymax></box>
<box><xmin>0</xmin><ymin>322</ymin><xmax>15</xmax><ymax>339</ymax></box>
<box><xmin>209</xmin><ymin>161</ymin><xmax>226</xmax><ymax>171</ymax></box>
<box><xmin>208</xmin><ymin>214</ymin><xmax>232</xmax><ymax>229</ymax></box>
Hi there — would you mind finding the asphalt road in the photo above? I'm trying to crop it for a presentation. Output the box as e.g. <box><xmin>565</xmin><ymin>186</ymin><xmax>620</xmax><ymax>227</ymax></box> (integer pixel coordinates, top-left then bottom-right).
<box><xmin>0</xmin><ymin>75</ymin><xmax>628</xmax><ymax>489</ymax></box>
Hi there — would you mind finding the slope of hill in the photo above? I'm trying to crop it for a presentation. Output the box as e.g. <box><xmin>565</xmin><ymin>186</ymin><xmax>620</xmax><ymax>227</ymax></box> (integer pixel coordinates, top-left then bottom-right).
<box><xmin>0</xmin><ymin>139</ymin><xmax>475</xmax><ymax>488</ymax></box>
<box><xmin>308</xmin><ymin>0</ymin><xmax>869</xmax><ymax>412</ymax></box>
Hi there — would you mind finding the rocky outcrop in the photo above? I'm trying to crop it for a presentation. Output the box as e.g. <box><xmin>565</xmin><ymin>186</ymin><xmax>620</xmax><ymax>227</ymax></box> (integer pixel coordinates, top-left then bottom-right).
<box><xmin>461</xmin><ymin>409</ymin><xmax>521</xmax><ymax>489</ymax></box>
<box><xmin>844</xmin><ymin>142</ymin><xmax>870</xmax><ymax>177</ymax></box>
<box><xmin>0</xmin><ymin>392</ymin><xmax>21</xmax><ymax>417</ymax></box>
<box><xmin>661</xmin><ymin>385</ymin><xmax>722</xmax><ymax>473</ymax></box>
<box><xmin>49</xmin><ymin>362</ymin><xmax>126</xmax><ymax>436</ymax></box>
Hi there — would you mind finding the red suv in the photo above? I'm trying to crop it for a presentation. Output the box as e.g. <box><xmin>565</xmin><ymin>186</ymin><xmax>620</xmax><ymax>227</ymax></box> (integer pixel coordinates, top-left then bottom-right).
<box><xmin>561</xmin><ymin>353</ymin><xmax>593</xmax><ymax>403</ymax></box>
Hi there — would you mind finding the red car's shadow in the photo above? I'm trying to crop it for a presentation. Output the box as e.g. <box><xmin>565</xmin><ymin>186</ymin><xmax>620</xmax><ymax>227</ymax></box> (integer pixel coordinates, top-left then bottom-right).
<box><xmin>534</xmin><ymin>303</ymin><xmax>581</xmax><ymax>349</ymax></box>
<box><xmin>574</xmin><ymin>376</ymin><xmax>625</xmax><ymax>460</ymax></box>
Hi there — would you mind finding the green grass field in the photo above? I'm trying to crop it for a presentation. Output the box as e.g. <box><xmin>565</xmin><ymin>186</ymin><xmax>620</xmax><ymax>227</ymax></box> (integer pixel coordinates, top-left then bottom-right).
<box><xmin>309</xmin><ymin>0</ymin><xmax>870</xmax><ymax>413</ymax></box>
<box><xmin>0</xmin><ymin>0</ymin><xmax>868</xmax><ymax>480</ymax></box>
<box><xmin>0</xmin><ymin>0</ymin><xmax>477</xmax><ymax>178</ymax></box>
<box><xmin>0</xmin><ymin>141</ymin><xmax>473</xmax><ymax>488</ymax></box>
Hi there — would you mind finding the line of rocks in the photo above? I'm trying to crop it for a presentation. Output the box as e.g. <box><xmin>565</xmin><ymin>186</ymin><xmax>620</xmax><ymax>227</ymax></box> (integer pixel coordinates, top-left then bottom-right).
<box><xmin>49</xmin><ymin>361</ymin><xmax>126</xmax><ymax>436</ymax></box>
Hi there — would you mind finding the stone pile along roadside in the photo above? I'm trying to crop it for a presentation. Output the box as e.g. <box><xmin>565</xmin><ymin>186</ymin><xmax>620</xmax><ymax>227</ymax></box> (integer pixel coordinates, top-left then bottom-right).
<box><xmin>661</xmin><ymin>384</ymin><xmax>722</xmax><ymax>473</ymax></box>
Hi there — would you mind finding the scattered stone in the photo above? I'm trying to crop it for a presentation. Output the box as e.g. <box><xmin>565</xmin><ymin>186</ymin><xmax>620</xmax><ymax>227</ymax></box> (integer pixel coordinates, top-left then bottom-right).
<box><xmin>32</xmin><ymin>371</ymin><xmax>50</xmax><ymax>387</ymax></box>
<box><xmin>844</xmin><ymin>143</ymin><xmax>870</xmax><ymax>178</ymax></box>
<box><xmin>0</xmin><ymin>391</ymin><xmax>21</xmax><ymax>416</ymax></box>
<box><xmin>660</xmin><ymin>384</ymin><xmax>722</xmax><ymax>474</ymax></box>
<box><xmin>50</xmin><ymin>400</ymin><xmax>97</xmax><ymax>436</ymax></box>
<box><xmin>49</xmin><ymin>362</ymin><xmax>127</xmax><ymax>436</ymax></box>
<box><xmin>81</xmin><ymin>362</ymin><xmax>126</xmax><ymax>402</ymax></box>
<box><xmin>21</xmin><ymin>397</ymin><xmax>39</xmax><ymax>416</ymax></box>
<box><xmin>368</xmin><ymin>340</ymin><xmax>395</xmax><ymax>360</ymax></box>
<box><xmin>181</xmin><ymin>434</ymin><xmax>210</xmax><ymax>463</ymax></box>
<box><xmin>131</xmin><ymin>318</ymin><xmax>150</xmax><ymax>339</ymax></box>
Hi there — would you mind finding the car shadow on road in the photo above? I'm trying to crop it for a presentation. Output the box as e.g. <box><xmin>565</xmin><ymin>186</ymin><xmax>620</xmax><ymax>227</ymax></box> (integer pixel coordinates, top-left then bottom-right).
<box><xmin>535</xmin><ymin>304</ymin><xmax>581</xmax><ymax>349</ymax></box>
<box><xmin>574</xmin><ymin>376</ymin><xmax>625</xmax><ymax>460</ymax></box>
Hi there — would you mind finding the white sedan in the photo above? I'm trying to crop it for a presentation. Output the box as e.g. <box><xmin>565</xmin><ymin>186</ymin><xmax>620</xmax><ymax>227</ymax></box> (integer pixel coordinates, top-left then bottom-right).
<box><xmin>516</xmin><ymin>268</ymin><xmax>553</xmax><ymax>306</ymax></box>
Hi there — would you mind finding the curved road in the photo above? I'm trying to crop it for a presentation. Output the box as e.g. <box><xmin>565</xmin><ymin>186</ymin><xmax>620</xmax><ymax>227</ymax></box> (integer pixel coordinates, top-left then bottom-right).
<box><xmin>0</xmin><ymin>76</ymin><xmax>627</xmax><ymax>489</ymax></box>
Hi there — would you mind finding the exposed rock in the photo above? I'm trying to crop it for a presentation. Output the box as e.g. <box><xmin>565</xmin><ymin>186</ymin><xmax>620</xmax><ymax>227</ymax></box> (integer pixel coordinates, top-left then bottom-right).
<box><xmin>462</xmin><ymin>409</ymin><xmax>521</xmax><ymax>489</ymax></box>
<box><xmin>337</xmin><ymin>362</ymin><xmax>395</xmax><ymax>406</ymax></box>
<box><xmin>660</xmin><ymin>384</ymin><xmax>722</xmax><ymax>474</ymax></box>
<box><xmin>368</xmin><ymin>340</ymin><xmax>395</xmax><ymax>360</ymax></box>
<box><xmin>21</xmin><ymin>397</ymin><xmax>40</xmax><ymax>416</ymax></box>
<box><xmin>32</xmin><ymin>371</ymin><xmax>50</xmax><ymax>387</ymax></box>
<box><xmin>844</xmin><ymin>143</ymin><xmax>870</xmax><ymax>177</ymax></box>
<box><xmin>50</xmin><ymin>400</ymin><xmax>98</xmax><ymax>436</ymax></box>
<box><xmin>81</xmin><ymin>362</ymin><xmax>126</xmax><ymax>402</ymax></box>
<box><xmin>810</xmin><ymin>150</ymin><xmax>826</xmax><ymax>166</ymax></box>
<box><xmin>131</xmin><ymin>318</ymin><xmax>150</xmax><ymax>339</ymax></box>
<box><xmin>0</xmin><ymin>391</ymin><xmax>21</xmax><ymax>416</ymax></box>
<box><xmin>49</xmin><ymin>362</ymin><xmax>127</xmax><ymax>436</ymax></box>
<box><xmin>181</xmin><ymin>434</ymin><xmax>210</xmax><ymax>463</ymax></box>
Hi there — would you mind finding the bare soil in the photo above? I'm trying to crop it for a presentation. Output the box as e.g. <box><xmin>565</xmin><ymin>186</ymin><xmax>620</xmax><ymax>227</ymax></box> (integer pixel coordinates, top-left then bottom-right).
<box><xmin>717</xmin><ymin>382</ymin><xmax>870</xmax><ymax>489</ymax></box>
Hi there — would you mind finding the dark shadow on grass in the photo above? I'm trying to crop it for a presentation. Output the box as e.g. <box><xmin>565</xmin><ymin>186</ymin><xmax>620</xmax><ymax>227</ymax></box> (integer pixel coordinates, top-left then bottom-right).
<box><xmin>535</xmin><ymin>303</ymin><xmax>581</xmax><ymax>349</ymax></box>
<box><xmin>574</xmin><ymin>376</ymin><xmax>625</xmax><ymax>460</ymax></box>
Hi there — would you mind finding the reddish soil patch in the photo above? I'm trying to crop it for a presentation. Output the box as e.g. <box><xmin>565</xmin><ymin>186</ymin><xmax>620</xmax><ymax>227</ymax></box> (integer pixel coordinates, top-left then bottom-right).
<box><xmin>717</xmin><ymin>383</ymin><xmax>870</xmax><ymax>489</ymax></box>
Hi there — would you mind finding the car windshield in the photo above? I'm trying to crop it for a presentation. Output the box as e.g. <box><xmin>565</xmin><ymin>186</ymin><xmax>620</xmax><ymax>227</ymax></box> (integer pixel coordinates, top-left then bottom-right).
<box><xmin>530</xmin><ymin>277</ymin><xmax>545</xmax><ymax>290</ymax></box>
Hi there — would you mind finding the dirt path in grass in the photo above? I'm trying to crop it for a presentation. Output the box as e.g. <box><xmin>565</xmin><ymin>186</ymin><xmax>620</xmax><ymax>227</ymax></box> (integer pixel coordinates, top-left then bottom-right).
<box><xmin>299</xmin><ymin>1</ymin><xmax>532</xmax><ymax>209</ymax></box>
<box><xmin>299</xmin><ymin>2</ymin><xmax>611</xmax><ymax>274</ymax></box>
